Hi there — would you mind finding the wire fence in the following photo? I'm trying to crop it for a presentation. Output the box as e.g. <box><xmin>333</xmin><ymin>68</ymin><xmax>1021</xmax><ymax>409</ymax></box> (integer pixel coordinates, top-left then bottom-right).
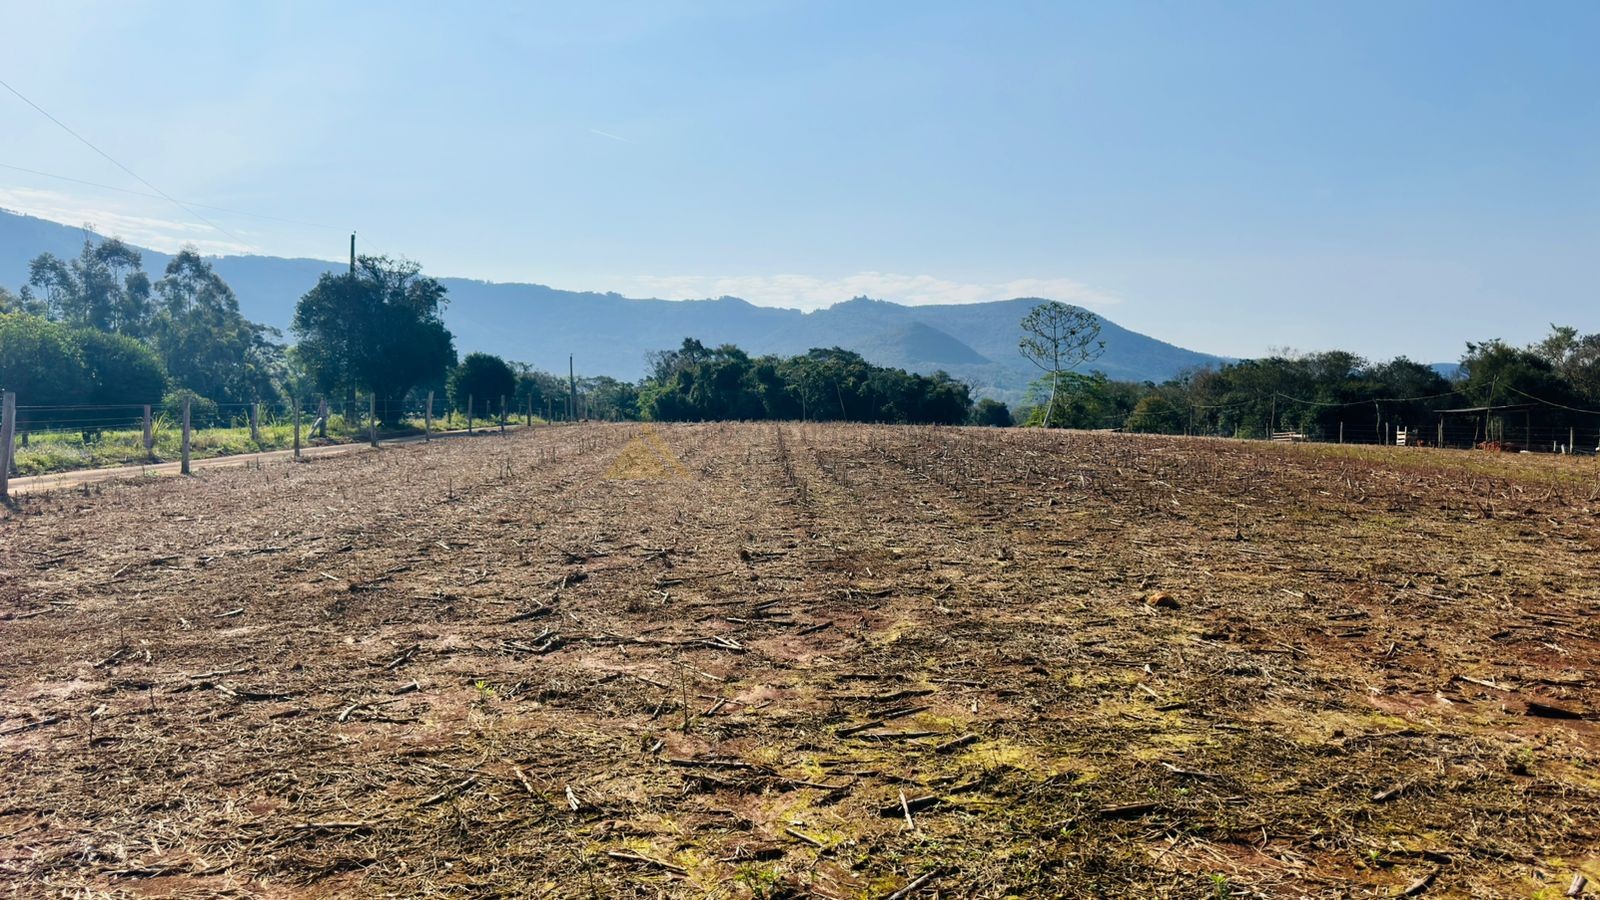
<box><xmin>0</xmin><ymin>390</ymin><xmax>544</xmax><ymax>498</ymax></box>
<box><xmin>1259</xmin><ymin>419</ymin><xmax>1600</xmax><ymax>454</ymax></box>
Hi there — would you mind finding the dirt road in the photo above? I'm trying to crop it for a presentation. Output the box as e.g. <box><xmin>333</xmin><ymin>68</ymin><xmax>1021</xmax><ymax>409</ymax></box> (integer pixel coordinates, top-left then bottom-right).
<box><xmin>2</xmin><ymin>425</ymin><xmax>519</xmax><ymax>497</ymax></box>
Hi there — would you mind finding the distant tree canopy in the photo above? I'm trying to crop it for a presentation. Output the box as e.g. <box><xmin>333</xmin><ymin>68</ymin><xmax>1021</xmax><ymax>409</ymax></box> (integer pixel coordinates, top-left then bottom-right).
<box><xmin>1530</xmin><ymin>326</ymin><xmax>1600</xmax><ymax>402</ymax></box>
<box><xmin>1022</xmin><ymin>371</ymin><xmax>1143</xmax><ymax>429</ymax></box>
<box><xmin>580</xmin><ymin>375</ymin><xmax>639</xmax><ymax>421</ymax></box>
<box><xmin>151</xmin><ymin>250</ymin><xmax>282</xmax><ymax>405</ymax></box>
<box><xmin>0</xmin><ymin>313</ymin><xmax>90</xmax><ymax>409</ymax></box>
<box><xmin>0</xmin><ymin>312</ymin><xmax>166</xmax><ymax>430</ymax></box>
<box><xmin>1121</xmin><ymin>352</ymin><xmax>1453</xmax><ymax>440</ymax></box>
<box><xmin>638</xmin><ymin>339</ymin><xmax>973</xmax><ymax>425</ymax></box>
<box><xmin>971</xmin><ymin>398</ymin><xmax>1013</xmax><ymax>427</ymax></box>
<box><xmin>23</xmin><ymin>238</ymin><xmax>152</xmax><ymax>334</ymax></box>
<box><xmin>447</xmin><ymin>352</ymin><xmax>517</xmax><ymax>415</ymax></box>
<box><xmin>1019</xmin><ymin>325</ymin><xmax>1600</xmax><ymax>440</ymax></box>
<box><xmin>8</xmin><ymin>232</ymin><xmax>1596</xmax><ymax>449</ymax></box>
<box><xmin>75</xmin><ymin>329</ymin><xmax>168</xmax><ymax>408</ymax></box>
<box><xmin>0</xmin><ymin>285</ymin><xmax>27</xmax><ymax>315</ymax></box>
<box><xmin>1457</xmin><ymin>339</ymin><xmax>1579</xmax><ymax>413</ymax></box>
<box><xmin>1123</xmin><ymin>393</ymin><xmax>1186</xmax><ymax>434</ymax></box>
<box><xmin>293</xmin><ymin>255</ymin><xmax>456</xmax><ymax>423</ymax></box>
<box><xmin>4</xmin><ymin>238</ymin><xmax>282</xmax><ymax>410</ymax></box>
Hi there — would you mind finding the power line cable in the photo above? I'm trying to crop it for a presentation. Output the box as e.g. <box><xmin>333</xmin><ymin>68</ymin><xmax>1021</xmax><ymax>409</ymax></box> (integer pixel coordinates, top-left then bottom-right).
<box><xmin>0</xmin><ymin>161</ymin><xmax>343</xmax><ymax>231</ymax></box>
<box><xmin>0</xmin><ymin>75</ymin><xmax>249</xmax><ymax>245</ymax></box>
<box><xmin>1503</xmin><ymin>385</ymin><xmax>1600</xmax><ymax>416</ymax></box>
<box><xmin>1268</xmin><ymin>388</ymin><xmax>1466</xmax><ymax>409</ymax></box>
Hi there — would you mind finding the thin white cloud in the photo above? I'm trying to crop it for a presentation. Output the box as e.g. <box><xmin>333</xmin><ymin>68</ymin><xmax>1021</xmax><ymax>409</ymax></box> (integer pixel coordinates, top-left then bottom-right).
<box><xmin>0</xmin><ymin>186</ymin><xmax>257</xmax><ymax>256</ymax></box>
<box><xmin>588</xmin><ymin>128</ymin><xmax>632</xmax><ymax>143</ymax></box>
<box><xmin>613</xmin><ymin>271</ymin><xmax>1123</xmax><ymax>311</ymax></box>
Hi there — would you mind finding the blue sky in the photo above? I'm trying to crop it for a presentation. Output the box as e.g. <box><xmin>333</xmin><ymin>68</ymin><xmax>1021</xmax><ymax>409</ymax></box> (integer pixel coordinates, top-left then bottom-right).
<box><xmin>0</xmin><ymin>0</ymin><xmax>1594</xmax><ymax>361</ymax></box>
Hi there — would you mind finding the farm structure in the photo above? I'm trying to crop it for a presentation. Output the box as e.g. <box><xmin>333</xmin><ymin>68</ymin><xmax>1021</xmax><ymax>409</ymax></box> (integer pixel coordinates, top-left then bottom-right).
<box><xmin>0</xmin><ymin>423</ymin><xmax>1596</xmax><ymax>897</ymax></box>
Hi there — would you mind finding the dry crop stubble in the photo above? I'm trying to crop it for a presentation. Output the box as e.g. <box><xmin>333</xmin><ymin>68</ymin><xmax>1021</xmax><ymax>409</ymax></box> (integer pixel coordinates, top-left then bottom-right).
<box><xmin>0</xmin><ymin>423</ymin><xmax>1596</xmax><ymax>897</ymax></box>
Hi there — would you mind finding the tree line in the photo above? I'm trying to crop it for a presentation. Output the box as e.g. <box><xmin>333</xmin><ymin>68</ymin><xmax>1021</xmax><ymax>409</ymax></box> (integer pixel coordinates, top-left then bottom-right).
<box><xmin>1019</xmin><ymin>322</ymin><xmax>1600</xmax><ymax>440</ymax></box>
<box><xmin>0</xmin><ymin>240</ymin><xmax>278</xmax><ymax>422</ymax></box>
<box><xmin>5</xmin><ymin>239</ymin><xmax>1594</xmax><ymax>442</ymax></box>
<box><xmin>0</xmin><ymin>236</ymin><xmax>591</xmax><ymax>432</ymax></box>
<box><xmin>635</xmin><ymin>339</ymin><xmax>976</xmax><ymax>425</ymax></box>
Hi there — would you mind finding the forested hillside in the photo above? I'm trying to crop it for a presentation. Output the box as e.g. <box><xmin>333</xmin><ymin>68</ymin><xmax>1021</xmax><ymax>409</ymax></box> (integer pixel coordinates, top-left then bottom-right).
<box><xmin>0</xmin><ymin>209</ymin><xmax>1223</xmax><ymax>401</ymax></box>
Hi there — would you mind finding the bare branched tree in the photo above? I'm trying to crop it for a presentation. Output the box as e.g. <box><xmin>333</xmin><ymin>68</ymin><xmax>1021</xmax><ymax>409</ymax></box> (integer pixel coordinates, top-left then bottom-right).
<box><xmin>1019</xmin><ymin>301</ymin><xmax>1104</xmax><ymax>428</ymax></box>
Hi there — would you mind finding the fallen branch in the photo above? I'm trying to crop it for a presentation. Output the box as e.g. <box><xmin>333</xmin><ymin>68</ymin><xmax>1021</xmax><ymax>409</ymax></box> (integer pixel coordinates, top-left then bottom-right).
<box><xmin>933</xmin><ymin>734</ymin><xmax>979</xmax><ymax>754</ymax></box>
<box><xmin>1097</xmin><ymin>801</ymin><xmax>1160</xmax><ymax>819</ymax></box>
<box><xmin>606</xmin><ymin>849</ymin><xmax>686</xmax><ymax>875</ymax></box>
<box><xmin>1401</xmin><ymin>867</ymin><xmax>1439</xmax><ymax>896</ymax></box>
<box><xmin>784</xmin><ymin>826</ymin><xmax>827</xmax><ymax>848</ymax></box>
<box><xmin>384</xmin><ymin>644</ymin><xmax>420</xmax><ymax>670</ymax></box>
<box><xmin>886</xmin><ymin>869</ymin><xmax>939</xmax><ymax>899</ymax></box>
<box><xmin>0</xmin><ymin>716</ymin><xmax>62</xmax><ymax>736</ymax></box>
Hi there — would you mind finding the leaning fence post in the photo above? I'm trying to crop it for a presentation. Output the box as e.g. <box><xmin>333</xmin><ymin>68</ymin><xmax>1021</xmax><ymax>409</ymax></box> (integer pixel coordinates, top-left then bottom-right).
<box><xmin>425</xmin><ymin>390</ymin><xmax>434</xmax><ymax>441</ymax></box>
<box><xmin>143</xmin><ymin>404</ymin><xmax>154</xmax><ymax>460</ymax></box>
<box><xmin>0</xmin><ymin>391</ymin><xmax>16</xmax><ymax>501</ymax></box>
<box><xmin>369</xmin><ymin>394</ymin><xmax>378</xmax><ymax>448</ymax></box>
<box><xmin>292</xmin><ymin>397</ymin><xmax>302</xmax><ymax>459</ymax></box>
<box><xmin>181</xmin><ymin>397</ymin><xmax>192</xmax><ymax>475</ymax></box>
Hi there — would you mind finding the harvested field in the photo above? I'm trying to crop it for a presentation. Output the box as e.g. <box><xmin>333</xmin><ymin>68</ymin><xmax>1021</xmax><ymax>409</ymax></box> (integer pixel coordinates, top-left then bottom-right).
<box><xmin>1</xmin><ymin>422</ymin><xmax>1597</xmax><ymax>898</ymax></box>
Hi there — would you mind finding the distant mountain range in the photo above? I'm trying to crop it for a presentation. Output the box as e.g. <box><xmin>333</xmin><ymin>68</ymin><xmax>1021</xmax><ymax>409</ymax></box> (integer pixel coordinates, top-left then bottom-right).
<box><xmin>0</xmin><ymin>208</ymin><xmax>1233</xmax><ymax>402</ymax></box>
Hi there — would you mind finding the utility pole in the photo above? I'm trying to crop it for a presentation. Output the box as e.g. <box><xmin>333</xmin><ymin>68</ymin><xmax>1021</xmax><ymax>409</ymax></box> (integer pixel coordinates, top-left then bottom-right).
<box><xmin>569</xmin><ymin>355</ymin><xmax>577</xmax><ymax>422</ymax></box>
<box><xmin>349</xmin><ymin>232</ymin><xmax>356</xmax><ymax>273</ymax></box>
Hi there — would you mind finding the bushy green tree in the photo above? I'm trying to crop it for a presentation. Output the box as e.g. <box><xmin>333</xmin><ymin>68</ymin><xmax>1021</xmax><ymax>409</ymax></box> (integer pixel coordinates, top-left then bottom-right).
<box><xmin>0</xmin><ymin>314</ymin><xmax>90</xmax><ymax>420</ymax></box>
<box><xmin>1023</xmin><ymin>371</ymin><xmax>1141</xmax><ymax>429</ymax></box>
<box><xmin>293</xmin><ymin>255</ymin><xmax>456</xmax><ymax>424</ymax></box>
<box><xmin>1125</xmin><ymin>393</ymin><xmax>1186</xmax><ymax>433</ymax></box>
<box><xmin>448</xmin><ymin>353</ymin><xmax>517</xmax><ymax>417</ymax></box>
<box><xmin>74</xmin><ymin>329</ymin><xmax>167</xmax><ymax>407</ymax></box>
<box><xmin>639</xmin><ymin>340</ymin><xmax>973</xmax><ymax>424</ymax></box>
<box><xmin>1527</xmin><ymin>325</ymin><xmax>1600</xmax><ymax>405</ymax></box>
<box><xmin>971</xmin><ymin>398</ymin><xmax>1013</xmax><ymax>427</ymax></box>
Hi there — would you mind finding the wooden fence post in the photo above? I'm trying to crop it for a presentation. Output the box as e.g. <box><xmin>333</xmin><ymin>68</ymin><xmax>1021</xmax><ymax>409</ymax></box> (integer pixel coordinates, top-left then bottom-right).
<box><xmin>369</xmin><ymin>394</ymin><xmax>378</xmax><ymax>447</ymax></box>
<box><xmin>181</xmin><ymin>397</ymin><xmax>192</xmax><ymax>475</ymax></box>
<box><xmin>1338</xmin><ymin>421</ymin><xmax>1344</xmax><ymax>444</ymax></box>
<box><xmin>318</xmin><ymin>397</ymin><xmax>329</xmax><ymax>438</ymax></box>
<box><xmin>500</xmin><ymin>395</ymin><xmax>506</xmax><ymax>435</ymax></box>
<box><xmin>143</xmin><ymin>404</ymin><xmax>154</xmax><ymax>460</ymax></box>
<box><xmin>250</xmin><ymin>401</ymin><xmax>261</xmax><ymax>444</ymax></box>
<box><xmin>1437</xmin><ymin>418</ymin><xmax>1444</xmax><ymax>448</ymax></box>
<box><xmin>293</xmin><ymin>397</ymin><xmax>302</xmax><ymax>459</ymax></box>
<box><xmin>425</xmin><ymin>390</ymin><xmax>434</xmax><ymax>441</ymax></box>
<box><xmin>467</xmin><ymin>394</ymin><xmax>474</xmax><ymax>433</ymax></box>
<box><xmin>0</xmin><ymin>391</ymin><xmax>15</xmax><ymax>501</ymax></box>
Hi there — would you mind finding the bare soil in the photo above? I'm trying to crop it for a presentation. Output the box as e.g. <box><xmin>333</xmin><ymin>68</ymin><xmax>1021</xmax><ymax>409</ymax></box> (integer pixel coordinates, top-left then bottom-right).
<box><xmin>1</xmin><ymin>423</ymin><xmax>1596</xmax><ymax>898</ymax></box>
